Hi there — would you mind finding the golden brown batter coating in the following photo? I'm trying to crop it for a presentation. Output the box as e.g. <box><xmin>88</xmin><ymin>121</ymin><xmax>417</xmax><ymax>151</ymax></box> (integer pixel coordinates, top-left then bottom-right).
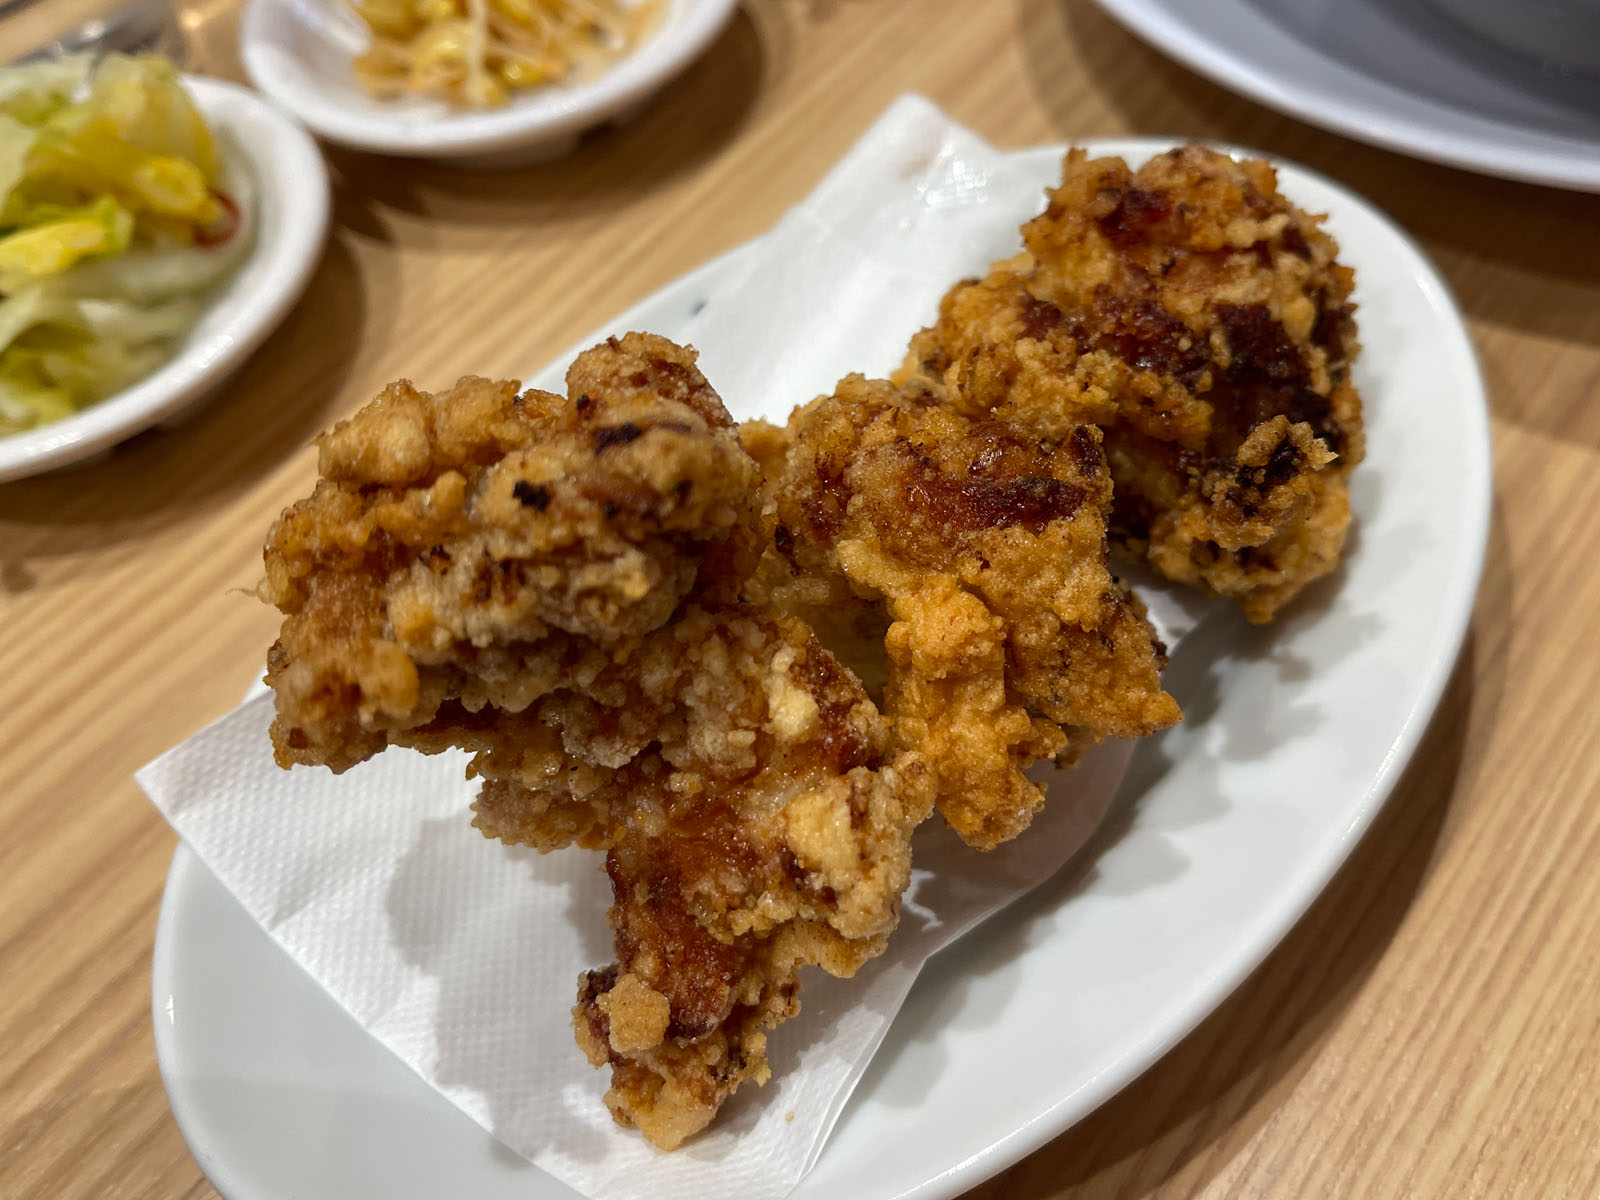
<box><xmin>901</xmin><ymin>146</ymin><xmax>1364</xmax><ymax>623</ymax></box>
<box><xmin>448</xmin><ymin>605</ymin><xmax>933</xmax><ymax>1150</ymax></box>
<box><xmin>550</xmin><ymin>607</ymin><xmax>934</xmax><ymax>1149</ymax></box>
<box><xmin>262</xmin><ymin>332</ymin><xmax>764</xmax><ymax>774</ymax></box>
<box><xmin>261</xmin><ymin>333</ymin><xmax>935</xmax><ymax>1150</ymax></box>
<box><xmin>753</xmin><ymin>374</ymin><xmax>1179</xmax><ymax>850</ymax></box>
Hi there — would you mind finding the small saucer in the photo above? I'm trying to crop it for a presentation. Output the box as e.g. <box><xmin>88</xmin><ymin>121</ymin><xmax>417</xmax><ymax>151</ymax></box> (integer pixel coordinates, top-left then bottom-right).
<box><xmin>239</xmin><ymin>0</ymin><xmax>739</xmax><ymax>164</ymax></box>
<box><xmin>0</xmin><ymin>76</ymin><xmax>330</xmax><ymax>483</ymax></box>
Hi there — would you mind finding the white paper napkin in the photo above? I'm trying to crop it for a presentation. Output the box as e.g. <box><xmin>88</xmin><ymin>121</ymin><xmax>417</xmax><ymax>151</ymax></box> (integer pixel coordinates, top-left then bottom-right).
<box><xmin>685</xmin><ymin>95</ymin><xmax>1081</xmax><ymax>419</ymax></box>
<box><xmin>138</xmin><ymin>95</ymin><xmax>1215</xmax><ymax>1200</ymax></box>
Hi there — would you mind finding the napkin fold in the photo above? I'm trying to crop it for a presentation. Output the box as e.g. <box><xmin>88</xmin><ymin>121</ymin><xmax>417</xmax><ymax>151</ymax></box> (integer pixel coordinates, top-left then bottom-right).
<box><xmin>685</xmin><ymin>95</ymin><xmax>1076</xmax><ymax>420</ymax></box>
<box><xmin>139</xmin><ymin>95</ymin><xmax>1212</xmax><ymax>1200</ymax></box>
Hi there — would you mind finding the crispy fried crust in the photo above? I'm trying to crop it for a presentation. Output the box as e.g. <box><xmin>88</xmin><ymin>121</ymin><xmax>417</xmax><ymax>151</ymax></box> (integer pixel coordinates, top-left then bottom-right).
<box><xmin>467</xmin><ymin>606</ymin><xmax>935</xmax><ymax>1150</ymax></box>
<box><xmin>548</xmin><ymin>607</ymin><xmax>934</xmax><ymax>1149</ymax></box>
<box><xmin>753</xmin><ymin>374</ymin><xmax>1179</xmax><ymax>850</ymax></box>
<box><xmin>900</xmin><ymin>146</ymin><xmax>1364</xmax><ymax>622</ymax></box>
<box><xmin>256</xmin><ymin>145</ymin><xmax>1350</xmax><ymax>1146</ymax></box>
<box><xmin>260</xmin><ymin>333</ymin><xmax>934</xmax><ymax>1149</ymax></box>
<box><xmin>262</xmin><ymin>333</ymin><xmax>764</xmax><ymax>774</ymax></box>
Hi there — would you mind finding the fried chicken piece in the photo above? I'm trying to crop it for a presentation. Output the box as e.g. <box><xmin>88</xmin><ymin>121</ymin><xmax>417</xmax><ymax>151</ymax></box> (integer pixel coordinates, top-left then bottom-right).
<box><xmin>263</xmin><ymin>332</ymin><xmax>764</xmax><ymax>776</ymax></box>
<box><xmin>752</xmin><ymin>374</ymin><xmax>1179</xmax><ymax>850</ymax></box>
<box><xmin>445</xmin><ymin>605</ymin><xmax>934</xmax><ymax>1148</ymax></box>
<box><xmin>261</xmin><ymin>333</ymin><xmax>935</xmax><ymax>1149</ymax></box>
<box><xmin>551</xmin><ymin>607</ymin><xmax>933</xmax><ymax>1149</ymax></box>
<box><xmin>901</xmin><ymin>145</ymin><xmax>1364</xmax><ymax>623</ymax></box>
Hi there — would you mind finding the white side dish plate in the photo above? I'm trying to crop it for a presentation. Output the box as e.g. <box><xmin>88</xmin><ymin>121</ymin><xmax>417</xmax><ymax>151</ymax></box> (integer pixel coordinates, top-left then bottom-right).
<box><xmin>0</xmin><ymin>77</ymin><xmax>330</xmax><ymax>483</ymax></box>
<box><xmin>1093</xmin><ymin>0</ymin><xmax>1600</xmax><ymax>192</ymax></box>
<box><xmin>152</xmin><ymin>139</ymin><xmax>1490</xmax><ymax>1200</ymax></box>
<box><xmin>240</xmin><ymin>0</ymin><xmax>740</xmax><ymax>162</ymax></box>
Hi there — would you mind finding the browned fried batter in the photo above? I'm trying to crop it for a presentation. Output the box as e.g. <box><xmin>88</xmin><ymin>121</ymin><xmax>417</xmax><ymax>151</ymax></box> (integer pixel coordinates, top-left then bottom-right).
<box><xmin>751</xmin><ymin>374</ymin><xmax>1179</xmax><ymax>850</ymax></box>
<box><xmin>263</xmin><ymin>332</ymin><xmax>763</xmax><ymax>775</ymax></box>
<box><xmin>261</xmin><ymin>333</ymin><xmax>934</xmax><ymax>1149</ymax></box>
<box><xmin>256</xmin><ymin>143</ymin><xmax>1358</xmax><ymax>1151</ymax></box>
<box><xmin>901</xmin><ymin>145</ymin><xmax>1364</xmax><ymax>622</ymax></box>
<box><xmin>548</xmin><ymin>607</ymin><xmax>933</xmax><ymax>1150</ymax></box>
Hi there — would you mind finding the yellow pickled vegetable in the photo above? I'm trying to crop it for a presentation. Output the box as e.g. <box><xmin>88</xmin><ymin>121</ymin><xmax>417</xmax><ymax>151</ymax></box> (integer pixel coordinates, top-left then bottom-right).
<box><xmin>0</xmin><ymin>54</ymin><xmax>251</xmax><ymax>436</ymax></box>
<box><xmin>91</xmin><ymin>54</ymin><xmax>220</xmax><ymax>182</ymax></box>
<box><xmin>0</xmin><ymin>196</ymin><xmax>134</xmax><ymax>275</ymax></box>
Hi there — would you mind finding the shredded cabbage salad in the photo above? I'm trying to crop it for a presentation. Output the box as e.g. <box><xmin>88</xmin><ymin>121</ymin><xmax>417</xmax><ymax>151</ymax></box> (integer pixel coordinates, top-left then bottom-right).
<box><xmin>0</xmin><ymin>54</ymin><xmax>252</xmax><ymax>435</ymax></box>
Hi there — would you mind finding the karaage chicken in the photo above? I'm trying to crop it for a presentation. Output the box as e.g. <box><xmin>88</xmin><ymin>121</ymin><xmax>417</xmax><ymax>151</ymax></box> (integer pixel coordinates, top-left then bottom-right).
<box><xmin>261</xmin><ymin>333</ymin><xmax>935</xmax><ymax>1149</ymax></box>
<box><xmin>254</xmin><ymin>139</ymin><xmax>1371</xmax><ymax>1155</ymax></box>
<box><xmin>901</xmin><ymin>145</ymin><xmax>1364</xmax><ymax>622</ymax></box>
<box><xmin>748</xmin><ymin>374</ymin><xmax>1179</xmax><ymax>851</ymax></box>
<box><xmin>263</xmin><ymin>332</ymin><xmax>765</xmax><ymax>776</ymax></box>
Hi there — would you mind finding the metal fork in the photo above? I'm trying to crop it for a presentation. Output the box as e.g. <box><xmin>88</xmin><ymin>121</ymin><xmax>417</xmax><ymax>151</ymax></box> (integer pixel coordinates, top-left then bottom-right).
<box><xmin>6</xmin><ymin>0</ymin><xmax>184</xmax><ymax>65</ymax></box>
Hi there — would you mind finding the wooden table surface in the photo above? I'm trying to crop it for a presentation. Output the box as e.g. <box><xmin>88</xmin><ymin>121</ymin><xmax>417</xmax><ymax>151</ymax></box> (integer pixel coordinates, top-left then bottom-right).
<box><xmin>5</xmin><ymin>2</ymin><xmax>1600</xmax><ymax>1197</ymax></box>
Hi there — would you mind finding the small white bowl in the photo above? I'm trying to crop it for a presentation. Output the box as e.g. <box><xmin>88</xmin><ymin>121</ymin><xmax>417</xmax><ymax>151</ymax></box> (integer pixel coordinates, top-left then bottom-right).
<box><xmin>239</xmin><ymin>0</ymin><xmax>741</xmax><ymax>163</ymax></box>
<box><xmin>0</xmin><ymin>76</ymin><xmax>330</xmax><ymax>484</ymax></box>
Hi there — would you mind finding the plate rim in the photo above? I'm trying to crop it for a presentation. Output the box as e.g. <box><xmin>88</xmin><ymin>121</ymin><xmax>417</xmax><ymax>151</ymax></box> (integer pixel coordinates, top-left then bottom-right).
<box><xmin>1091</xmin><ymin>0</ymin><xmax>1600</xmax><ymax>193</ymax></box>
<box><xmin>150</xmin><ymin>135</ymin><xmax>1492</xmax><ymax>1200</ymax></box>
<box><xmin>0</xmin><ymin>75</ymin><xmax>332</xmax><ymax>483</ymax></box>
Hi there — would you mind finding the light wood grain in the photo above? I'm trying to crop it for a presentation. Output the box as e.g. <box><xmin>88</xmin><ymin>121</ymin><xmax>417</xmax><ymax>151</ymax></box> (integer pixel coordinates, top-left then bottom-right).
<box><xmin>3</xmin><ymin>1</ymin><xmax>1599</xmax><ymax>1197</ymax></box>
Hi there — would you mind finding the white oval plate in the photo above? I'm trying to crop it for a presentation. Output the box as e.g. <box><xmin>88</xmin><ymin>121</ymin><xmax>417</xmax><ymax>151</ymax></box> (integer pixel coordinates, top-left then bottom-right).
<box><xmin>152</xmin><ymin>140</ymin><xmax>1490</xmax><ymax>1200</ymax></box>
<box><xmin>240</xmin><ymin>0</ymin><xmax>739</xmax><ymax>162</ymax></box>
<box><xmin>1093</xmin><ymin>0</ymin><xmax>1600</xmax><ymax>193</ymax></box>
<box><xmin>0</xmin><ymin>77</ymin><xmax>330</xmax><ymax>483</ymax></box>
